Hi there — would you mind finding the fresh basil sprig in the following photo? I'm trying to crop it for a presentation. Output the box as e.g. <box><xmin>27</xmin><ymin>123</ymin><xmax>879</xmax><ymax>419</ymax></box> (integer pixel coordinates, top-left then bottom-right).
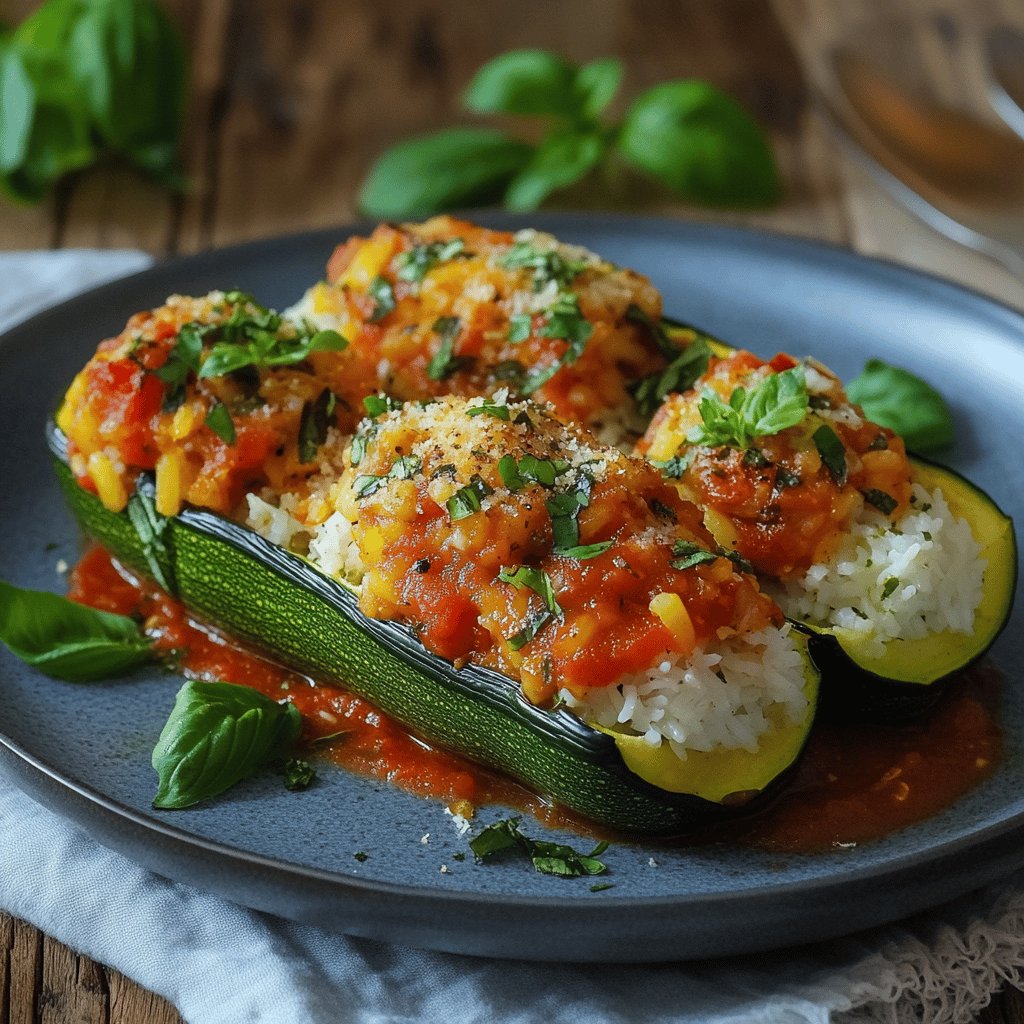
<box><xmin>152</xmin><ymin>679</ymin><xmax>301</xmax><ymax>809</ymax></box>
<box><xmin>847</xmin><ymin>359</ymin><xmax>954</xmax><ymax>454</ymax></box>
<box><xmin>0</xmin><ymin>579</ymin><xmax>153</xmax><ymax>682</ymax></box>
<box><xmin>359</xmin><ymin>49</ymin><xmax>778</xmax><ymax>218</ymax></box>
<box><xmin>0</xmin><ymin>0</ymin><xmax>186</xmax><ymax>203</ymax></box>
<box><xmin>470</xmin><ymin>816</ymin><xmax>609</xmax><ymax>878</ymax></box>
<box><xmin>688</xmin><ymin>367</ymin><xmax>808</xmax><ymax>450</ymax></box>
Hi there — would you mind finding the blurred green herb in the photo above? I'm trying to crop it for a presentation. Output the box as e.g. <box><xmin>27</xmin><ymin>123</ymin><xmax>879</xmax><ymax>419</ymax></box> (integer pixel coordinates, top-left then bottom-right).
<box><xmin>359</xmin><ymin>48</ymin><xmax>779</xmax><ymax>218</ymax></box>
<box><xmin>0</xmin><ymin>0</ymin><xmax>186</xmax><ymax>204</ymax></box>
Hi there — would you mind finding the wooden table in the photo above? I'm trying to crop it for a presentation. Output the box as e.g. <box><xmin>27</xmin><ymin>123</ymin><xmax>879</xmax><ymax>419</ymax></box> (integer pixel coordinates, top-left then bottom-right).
<box><xmin>1</xmin><ymin>1</ymin><xmax>1021</xmax><ymax>1020</ymax></box>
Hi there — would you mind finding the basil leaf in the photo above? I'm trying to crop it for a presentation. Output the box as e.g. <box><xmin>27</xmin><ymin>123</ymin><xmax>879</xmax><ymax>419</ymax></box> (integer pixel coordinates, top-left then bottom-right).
<box><xmin>556</xmin><ymin>540</ymin><xmax>613</xmax><ymax>560</ymax></box>
<box><xmin>396</xmin><ymin>238</ymin><xmax>466</xmax><ymax>284</ymax></box>
<box><xmin>629</xmin><ymin>337</ymin><xmax>712</xmax><ymax>417</ymax></box>
<box><xmin>464</xmin><ymin>49</ymin><xmax>578</xmax><ymax>118</ymax></box>
<box><xmin>813</xmin><ymin>424</ymin><xmax>848</xmax><ymax>486</ymax></box>
<box><xmin>204</xmin><ymin>400</ymin><xmax>236</xmax><ymax>445</ymax></box>
<box><xmin>427</xmin><ymin>316</ymin><xmax>467</xmax><ymax>380</ymax></box>
<box><xmin>126</xmin><ymin>491</ymin><xmax>175</xmax><ymax>593</ymax></box>
<box><xmin>470</xmin><ymin>816</ymin><xmax>610</xmax><ymax>878</ymax></box>
<box><xmin>507</xmin><ymin>314</ymin><xmax>532</xmax><ymax>343</ymax></box>
<box><xmin>846</xmin><ymin>359</ymin><xmax>954</xmax><ymax>454</ymax></box>
<box><xmin>670</xmin><ymin>540</ymin><xmax>719</xmax><ymax>571</ymax></box>
<box><xmin>362</xmin><ymin>392</ymin><xmax>401</xmax><ymax>418</ymax></box>
<box><xmin>743</xmin><ymin>367</ymin><xmax>808</xmax><ymax>436</ymax></box>
<box><xmin>447</xmin><ymin>474</ymin><xmax>492</xmax><ymax>521</ymax></box>
<box><xmin>498</xmin><ymin>565</ymin><xmax>562</xmax><ymax>615</ymax></box>
<box><xmin>500</xmin><ymin>243</ymin><xmax>589</xmax><ymax>291</ymax></box>
<box><xmin>298</xmin><ymin>388</ymin><xmax>336</xmax><ymax>463</ymax></box>
<box><xmin>152</xmin><ymin>680</ymin><xmax>301</xmax><ymax>809</ymax></box>
<box><xmin>504</xmin><ymin>130</ymin><xmax>605</xmax><ymax>211</ymax></box>
<box><xmin>507</xmin><ymin>610</ymin><xmax>559</xmax><ymax>651</ymax></box>
<box><xmin>367</xmin><ymin>275</ymin><xmax>396</xmax><ymax>321</ymax></box>
<box><xmin>863</xmin><ymin>487</ymin><xmax>898</xmax><ymax>515</ymax></box>
<box><xmin>466</xmin><ymin>397</ymin><xmax>510</xmax><ymax>420</ymax></box>
<box><xmin>67</xmin><ymin>0</ymin><xmax>185</xmax><ymax>184</ymax></box>
<box><xmin>0</xmin><ymin>578</ymin><xmax>153</xmax><ymax>682</ymax></box>
<box><xmin>154</xmin><ymin>322</ymin><xmax>202</xmax><ymax>410</ymax></box>
<box><xmin>281</xmin><ymin>758</ymin><xmax>316</xmax><ymax>791</ymax></box>
<box><xmin>618</xmin><ymin>80</ymin><xmax>780</xmax><ymax>206</ymax></box>
<box><xmin>573</xmin><ymin>57</ymin><xmax>623</xmax><ymax>121</ymax></box>
<box><xmin>358</xmin><ymin>127</ymin><xmax>533</xmax><ymax>220</ymax></box>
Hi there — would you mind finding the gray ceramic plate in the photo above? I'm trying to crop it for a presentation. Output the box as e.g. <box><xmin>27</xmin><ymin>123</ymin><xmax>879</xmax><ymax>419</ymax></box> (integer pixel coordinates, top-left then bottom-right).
<box><xmin>0</xmin><ymin>214</ymin><xmax>1021</xmax><ymax>963</ymax></box>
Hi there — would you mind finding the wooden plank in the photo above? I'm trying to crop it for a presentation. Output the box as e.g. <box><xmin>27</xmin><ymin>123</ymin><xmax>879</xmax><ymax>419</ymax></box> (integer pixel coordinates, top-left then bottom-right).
<box><xmin>108</xmin><ymin>969</ymin><xmax>182</xmax><ymax>1024</ymax></box>
<box><xmin>37</xmin><ymin>933</ymin><xmax>108</xmax><ymax>1024</ymax></box>
<box><xmin>4</xmin><ymin>916</ymin><xmax>41</xmax><ymax>1024</ymax></box>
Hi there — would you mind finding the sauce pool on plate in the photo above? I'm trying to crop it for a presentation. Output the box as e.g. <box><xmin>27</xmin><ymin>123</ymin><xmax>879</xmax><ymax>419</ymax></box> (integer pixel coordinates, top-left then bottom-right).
<box><xmin>67</xmin><ymin>545</ymin><xmax>1000</xmax><ymax>853</ymax></box>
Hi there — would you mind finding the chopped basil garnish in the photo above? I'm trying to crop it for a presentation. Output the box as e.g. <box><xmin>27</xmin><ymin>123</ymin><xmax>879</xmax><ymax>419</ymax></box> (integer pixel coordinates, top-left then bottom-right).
<box><xmin>519</xmin><ymin>294</ymin><xmax>592</xmax><ymax>394</ymax></box>
<box><xmin>498</xmin><ymin>455</ymin><xmax>571</xmax><ymax>491</ymax></box>
<box><xmin>298</xmin><ymin>389</ymin><xmax>336</xmax><ymax>463</ymax></box>
<box><xmin>555</xmin><ymin>541</ymin><xmax>613</xmax><ymax>560</ymax></box>
<box><xmin>126</xmin><ymin>491</ymin><xmax>175</xmax><ymax>593</ymax></box>
<box><xmin>427</xmin><ymin>316</ymin><xmax>468</xmax><ymax>380</ymax></box>
<box><xmin>881</xmin><ymin>577</ymin><xmax>900</xmax><ymax>600</ymax></box>
<box><xmin>395</xmin><ymin>238</ymin><xmax>467</xmax><ymax>283</ymax></box>
<box><xmin>152</xmin><ymin>680</ymin><xmax>301</xmax><ymax>809</ymax></box>
<box><xmin>363</xmin><ymin>393</ymin><xmax>402</xmax><ymax>418</ymax></box>
<box><xmin>282</xmin><ymin>758</ymin><xmax>316</xmax><ymax>791</ymax></box>
<box><xmin>775</xmin><ymin>466</ymin><xmax>801</xmax><ymax>489</ymax></box>
<box><xmin>625</xmin><ymin>303</ymin><xmax>678</xmax><ymax>359</ymax></box>
<box><xmin>507</xmin><ymin>610</ymin><xmax>560</xmax><ymax>651</ymax></box>
<box><xmin>507</xmin><ymin>313</ymin><xmax>532</xmax><ymax>343</ymax></box>
<box><xmin>154</xmin><ymin>323</ymin><xmax>203</xmax><ymax>411</ymax></box>
<box><xmin>629</xmin><ymin>337</ymin><xmax>712</xmax><ymax>418</ymax></box>
<box><xmin>354</xmin><ymin>851</ymin><xmax>369</xmax><ymax>863</ymax></box>
<box><xmin>743</xmin><ymin>447</ymin><xmax>770</xmax><ymax>468</ymax></box>
<box><xmin>669</xmin><ymin>540</ymin><xmax>719</xmax><ymax>571</ymax></box>
<box><xmin>0</xmin><ymin>579</ymin><xmax>154</xmax><ymax>682</ymax></box>
<box><xmin>194</xmin><ymin>294</ymin><xmax>346</xmax><ymax>379</ymax></box>
<box><xmin>469</xmin><ymin>816</ymin><xmax>609</xmax><ymax>878</ymax></box>
<box><xmin>688</xmin><ymin>367</ymin><xmax>808</xmax><ymax>450</ymax></box>
<box><xmin>652</xmin><ymin>452</ymin><xmax>693</xmax><ymax>479</ymax></box>
<box><xmin>367</xmin><ymin>276</ymin><xmax>396</xmax><ymax>322</ymax></box>
<box><xmin>354</xmin><ymin>455</ymin><xmax>422</xmax><ymax>498</ymax></box>
<box><xmin>813</xmin><ymin>424</ymin><xmax>847</xmax><ymax>486</ymax></box>
<box><xmin>546</xmin><ymin>472</ymin><xmax>595</xmax><ymax>553</ymax></box>
<box><xmin>466</xmin><ymin>397</ymin><xmax>510</xmax><ymax>420</ymax></box>
<box><xmin>204</xmin><ymin>400</ymin><xmax>236</xmax><ymax>445</ymax></box>
<box><xmin>446</xmin><ymin>474</ymin><xmax>493</xmax><ymax>521</ymax></box>
<box><xmin>499</xmin><ymin>242</ymin><xmax>588</xmax><ymax>291</ymax></box>
<box><xmin>499</xmin><ymin>565</ymin><xmax>562</xmax><ymax>648</ymax></box>
<box><xmin>863</xmin><ymin>488</ymin><xmax>898</xmax><ymax>515</ymax></box>
<box><xmin>649</xmin><ymin>498</ymin><xmax>676</xmax><ymax>522</ymax></box>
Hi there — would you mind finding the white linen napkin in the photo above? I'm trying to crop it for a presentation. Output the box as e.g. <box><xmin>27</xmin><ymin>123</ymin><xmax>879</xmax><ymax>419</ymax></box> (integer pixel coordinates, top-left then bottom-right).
<box><xmin>1</xmin><ymin>249</ymin><xmax>1022</xmax><ymax>1024</ymax></box>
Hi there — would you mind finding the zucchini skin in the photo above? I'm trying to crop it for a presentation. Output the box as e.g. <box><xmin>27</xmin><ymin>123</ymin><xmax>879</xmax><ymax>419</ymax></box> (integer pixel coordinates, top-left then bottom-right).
<box><xmin>48</xmin><ymin>424</ymin><xmax>815</xmax><ymax>836</ymax></box>
<box><xmin>660</xmin><ymin>322</ymin><xmax>1018</xmax><ymax>721</ymax></box>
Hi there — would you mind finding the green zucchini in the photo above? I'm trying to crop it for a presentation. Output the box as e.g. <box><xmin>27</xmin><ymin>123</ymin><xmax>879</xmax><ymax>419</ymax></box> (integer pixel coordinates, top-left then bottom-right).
<box><xmin>48</xmin><ymin>422</ymin><xmax>819</xmax><ymax>835</ymax></box>
<box><xmin>803</xmin><ymin>458</ymin><xmax>1016</xmax><ymax>722</ymax></box>
<box><xmin>660</xmin><ymin>322</ymin><xmax>1017</xmax><ymax>720</ymax></box>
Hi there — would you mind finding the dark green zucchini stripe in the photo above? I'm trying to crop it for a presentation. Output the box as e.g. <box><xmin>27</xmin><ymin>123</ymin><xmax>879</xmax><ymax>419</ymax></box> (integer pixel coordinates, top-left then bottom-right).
<box><xmin>50</xmin><ymin>424</ymin><xmax>799</xmax><ymax>835</ymax></box>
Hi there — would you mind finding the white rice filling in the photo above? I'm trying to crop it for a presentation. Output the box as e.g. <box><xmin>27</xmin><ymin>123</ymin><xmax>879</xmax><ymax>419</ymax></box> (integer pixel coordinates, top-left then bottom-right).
<box><xmin>774</xmin><ymin>483</ymin><xmax>985</xmax><ymax>659</ymax></box>
<box><xmin>559</xmin><ymin>624</ymin><xmax>807</xmax><ymax>759</ymax></box>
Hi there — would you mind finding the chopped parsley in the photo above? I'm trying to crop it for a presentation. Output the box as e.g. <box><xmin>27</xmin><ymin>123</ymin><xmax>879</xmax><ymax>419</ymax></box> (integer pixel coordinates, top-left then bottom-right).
<box><xmin>688</xmin><ymin>367</ymin><xmax>808</xmax><ymax>450</ymax></box>
<box><xmin>812</xmin><ymin>424</ymin><xmax>847</xmax><ymax>486</ymax></box>
<box><xmin>367</xmin><ymin>276</ymin><xmax>396</xmax><ymax>322</ymax></box>
<box><xmin>863</xmin><ymin>488</ymin><xmax>898</xmax><ymax>515</ymax></box>
<box><xmin>427</xmin><ymin>316</ymin><xmax>468</xmax><ymax>380</ymax></box>
<box><xmin>469</xmin><ymin>816</ymin><xmax>609</xmax><ymax>878</ymax></box>
<box><xmin>298</xmin><ymin>388</ymin><xmax>336</xmax><ymax>463</ymax></box>
<box><xmin>446</xmin><ymin>474</ymin><xmax>493</xmax><ymax>521</ymax></box>
<box><xmin>395</xmin><ymin>238</ymin><xmax>466</xmax><ymax>283</ymax></box>
<box><xmin>204</xmin><ymin>400</ymin><xmax>236</xmax><ymax>445</ymax></box>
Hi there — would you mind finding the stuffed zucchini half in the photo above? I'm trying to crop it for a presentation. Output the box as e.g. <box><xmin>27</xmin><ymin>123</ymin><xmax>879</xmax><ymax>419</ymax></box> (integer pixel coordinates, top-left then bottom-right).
<box><xmin>640</xmin><ymin>336</ymin><xmax>1016</xmax><ymax>720</ymax></box>
<box><xmin>49</xmin><ymin>389</ymin><xmax>819</xmax><ymax>835</ymax></box>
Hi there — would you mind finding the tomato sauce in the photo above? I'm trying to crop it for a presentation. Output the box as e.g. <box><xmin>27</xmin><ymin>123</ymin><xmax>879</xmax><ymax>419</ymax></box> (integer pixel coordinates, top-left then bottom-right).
<box><xmin>67</xmin><ymin>545</ymin><xmax>1001</xmax><ymax>852</ymax></box>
